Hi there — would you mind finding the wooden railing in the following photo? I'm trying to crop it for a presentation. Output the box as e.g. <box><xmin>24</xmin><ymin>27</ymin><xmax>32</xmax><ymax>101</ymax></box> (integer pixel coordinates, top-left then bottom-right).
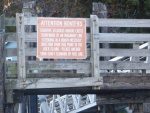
<box><xmin>4</xmin><ymin>14</ymin><xmax>150</xmax><ymax>103</ymax></box>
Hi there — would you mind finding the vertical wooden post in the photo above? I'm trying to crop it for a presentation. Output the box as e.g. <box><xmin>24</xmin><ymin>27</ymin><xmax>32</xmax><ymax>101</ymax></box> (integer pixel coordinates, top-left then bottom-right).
<box><xmin>0</xmin><ymin>15</ymin><xmax>5</xmax><ymax>113</ymax></box>
<box><xmin>16</xmin><ymin>13</ymin><xmax>26</xmax><ymax>79</ymax></box>
<box><xmin>22</xmin><ymin>2</ymin><xmax>38</xmax><ymax>113</ymax></box>
<box><xmin>90</xmin><ymin>15</ymin><xmax>100</xmax><ymax>77</ymax></box>
<box><xmin>16</xmin><ymin>13</ymin><xmax>26</xmax><ymax>113</ymax></box>
<box><xmin>146</xmin><ymin>42</ymin><xmax>150</xmax><ymax>73</ymax></box>
<box><xmin>92</xmin><ymin>2</ymin><xmax>109</xmax><ymax>61</ymax></box>
<box><xmin>130</xmin><ymin>43</ymin><xmax>140</xmax><ymax>73</ymax></box>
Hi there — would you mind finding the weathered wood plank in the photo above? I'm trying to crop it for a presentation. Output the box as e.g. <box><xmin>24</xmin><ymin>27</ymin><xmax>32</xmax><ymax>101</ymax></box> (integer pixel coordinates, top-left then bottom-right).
<box><xmin>5</xmin><ymin>77</ymin><xmax>103</xmax><ymax>89</ymax></box>
<box><xmin>0</xmin><ymin>28</ymin><xmax>5</xmax><ymax>112</ymax></box>
<box><xmin>5</xmin><ymin>76</ymin><xmax>150</xmax><ymax>90</ymax></box>
<box><xmin>100</xmin><ymin>61</ymin><xmax>150</xmax><ymax>70</ymax></box>
<box><xmin>99</xmin><ymin>18</ymin><xmax>150</xmax><ymax>27</ymax></box>
<box><xmin>90</xmin><ymin>15</ymin><xmax>100</xmax><ymax>77</ymax></box>
<box><xmin>26</xmin><ymin>61</ymin><xmax>91</xmax><ymax>74</ymax></box>
<box><xmin>98</xmin><ymin>92</ymin><xmax>150</xmax><ymax>104</ymax></box>
<box><xmin>99</xmin><ymin>49</ymin><xmax>150</xmax><ymax>56</ymax></box>
<box><xmin>99</xmin><ymin>33</ymin><xmax>150</xmax><ymax>43</ymax></box>
<box><xmin>6</xmin><ymin>33</ymin><xmax>150</xmax><ymax>43</ymax></box>
<box><xmin>16</xmin><ymin>13</ymin><xmax>26</xmax><ymax>79</ymax></box>
<box><xmin>5</xmin><ymin>18</ymin><xmax>16</xmax><ymax>26</ymax></box>
<box><xmin>26</xmin><ymin>73</ymin><xmax>89</xmax><ymax>78</ymax></box>
<box><xmin>25</xmin><ymin>33</ymin><xmax>150</xmax><ymax>43</ymax></box>
<box><xmin>102</xmin><ymin>76</ymin><xmax>150</xmax><ymax>89</ymax></box>
<box><xmin>24</xmin><ymin>17</ymin><xmax>90</xmax><ymax>27</ymax></box>
<box><xmin>6</xmin><ymin>61</ymin><xmax>150</xmax><ymax>71</ymax></box>
<box><xmin>24</xmin><ymin>17</ymin><xmax>150</xmax><ymax>27</ymax></box>
<box><xmin>5</xmin><ymin>33</ymin><xmax>16</xmax><ymax>42</ymax></box>
<box><xmin>100</xmin><ymin>73</ymin><xmax>150</xmax><ymax>76</ymax></box>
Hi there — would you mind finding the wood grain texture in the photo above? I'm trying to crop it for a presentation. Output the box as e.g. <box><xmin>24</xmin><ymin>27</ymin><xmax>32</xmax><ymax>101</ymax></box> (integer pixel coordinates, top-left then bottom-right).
<box><xmin>99</xmin><ymin>33</ymin><xmax>150</xmax><ymax>43</ymax></box>
<box><xmin>102</xmin><ymin>76</ymin><xmax>150</xmax><ymax>89</ymax></box>
<box><xmin>5</xmin><ymin>77</ymin><xmax>103</xmax><ymax>89</ymax></box>
<box><xmin>98</xmin><ymin>19</ymin><xmax>150</xmax><ymax>27</ymax></box>
<box><xmin>26</xmin><ymin>61</ymin><xmax>91</xmax><ymax>74</ymax></box>
<box><xmin>100</xmin><ymin>61</ymin><xmax>150</xmax><ymax>70</ymax></box>
<box><xmin>99</xmin><ymin>49</ymin><xmax>150</xmax><ymax>56</ymax></box>
<box><xmin>6</xmin><ymin>33</ymin><xmax>150</xmax><ymax>43</ymax></box>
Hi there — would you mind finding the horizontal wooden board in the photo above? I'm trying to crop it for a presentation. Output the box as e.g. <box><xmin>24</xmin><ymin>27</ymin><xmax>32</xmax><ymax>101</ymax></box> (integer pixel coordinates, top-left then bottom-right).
<box><xmin>26</xmin><ymin>73</ymin><xmax>89</xmax><ymax>78</ymax></box>
<box><xmin>5</xmin><ymin>76</ymin><xmax>150</xmax><ymax>90</ymax></box>
<box><xmin>100</xmin><ymin>73</ymin><xmax>150</xmax><ymax>76</ymax></box>
<box><xmin>98</xmin><ymin>19</ymin><xmax>150</xmax><ymax>27</ymax></box>
<box><xmin>5</xmin><ymin>77</ymin><xmax>103</xmax><ymax>89</ymax></box>
<box><xmin>6</xmin><ymin>60</ymin><xmax>150</xmax><ymax>70</ymax></box>
<box><xmin>5</xmin><ymin>33</ymin><xmax>91</xmax><ymax>43</ymax></box>
<box><xmin>99</xmin><ymin>49</ymin><xmax>150</xmax><ymax>56</ymax></box>
<box><xmin>102</xmin><ymin>76</ymin><xmax>150</xmax><ymax>89</ymax></box>
<box><xmin>5</xmin><ymin>32</ymin><xmax>150</xmax><ymax>44</ymax></box>
<box><xmin>24</xmin><ymin>17</ymin><xmax>150</xmax><ymax>28</ymax></box>
<box><xmin>5</xmin><ymin>18</ymin><xmax>16</xmax><ymax>26</ymax></box>
<box><xmin>100</xmin><ymin>61</ymin><xmax>150</xmax><ymax>70</ymax></box>
<box><xmin>26</xmin><ymin>61</ymin><xmax>91</xmax><ymax>74</ymax></box>
<box><xmin>24</xmin><ymin>17</ymin><xmax>90</xmax><ymax>27</ymax></box>
<box><xmin>5</xmin><ymin>17</ymin><xmax>150</xmax><ymax>28</ymax></box>
<box><xmin>6</xmin><ymin>73</ymin><xmax>150</xmax><ymax>78</ymax></box>
<box><xmin>99</xmin><ymin>33</ymin><xmax>150</xmax><ymax>43</ymax></box>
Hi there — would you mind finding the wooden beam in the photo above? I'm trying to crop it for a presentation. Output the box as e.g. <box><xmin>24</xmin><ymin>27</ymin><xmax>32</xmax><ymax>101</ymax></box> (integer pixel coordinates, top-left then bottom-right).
<box><xmin>6</xmin><ymin>47</ymin><xmax>150</xmax><ymax>57</ymax></box>
<box><xmin>5</xmin><ymin>76</ymin><xmax>150</xmax><ymax>90</ymax></box>
<box><xmin>24</xmin><ymin>17</ymin><xmax>91</xmax><ymax>27</ymax></box>
<box><xmin>6</xmin><ymin>61</ymin><xmax>150</xmax><ymax>72</ymax></box>
<box><xmin>100</xmin><ymin>73</ymin><xmax>150</xmax><ymax>76</ymax></box>
<box><xmin>98</xmin><ymin>19</ymin><xmax>150</xmax><ymax>27</ymax></box>
<box><xmin>99</xmin><ymin>49</ymin><xmax>150</xmax><ymax>56</ymax></box>
<box><xmin>0</xmin><ymin>32</ymin><xmax>5</xmax><ymax>112</ymax></box>
<box><xmin>23</xmin><ymin>17</ymin><xmax>150</xmax><ymax>27</ymax></box>
<box><xmin>101</xmin><ymin>76</ymin><xmax>150</xmax><ymax>89</ymax></box>
<box><xmin>97</xmin><ymin>91</ymin><xmax>150</xmax><ymax>104</ymax></box>
<box><xmin>5</xmin><ymin>77</ymin><xmax>103</xmax><ymax>89</ymax></box>
<box><xmin>99</xmin><ymin>33</ymin><xmax>150</xmax><ymax>43</ymax></box>
<box><xmin>6</xmin><ymin>32</ymin><xmax>150</xmax><ymax>43</ymax></box>
<box><xmin>16</xmin><ymin>13</ymin><xmax>26</xmax><ymax>79</ymax></box>
<box><xmin>90</xmin><ymin>15</ymin><xmax>100</xmax><ymax>77</ymax></box>
<box><xmin>26</xmin><ymin>61</ymin><xmax>91</xmax><ymax>74</ymax></box>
